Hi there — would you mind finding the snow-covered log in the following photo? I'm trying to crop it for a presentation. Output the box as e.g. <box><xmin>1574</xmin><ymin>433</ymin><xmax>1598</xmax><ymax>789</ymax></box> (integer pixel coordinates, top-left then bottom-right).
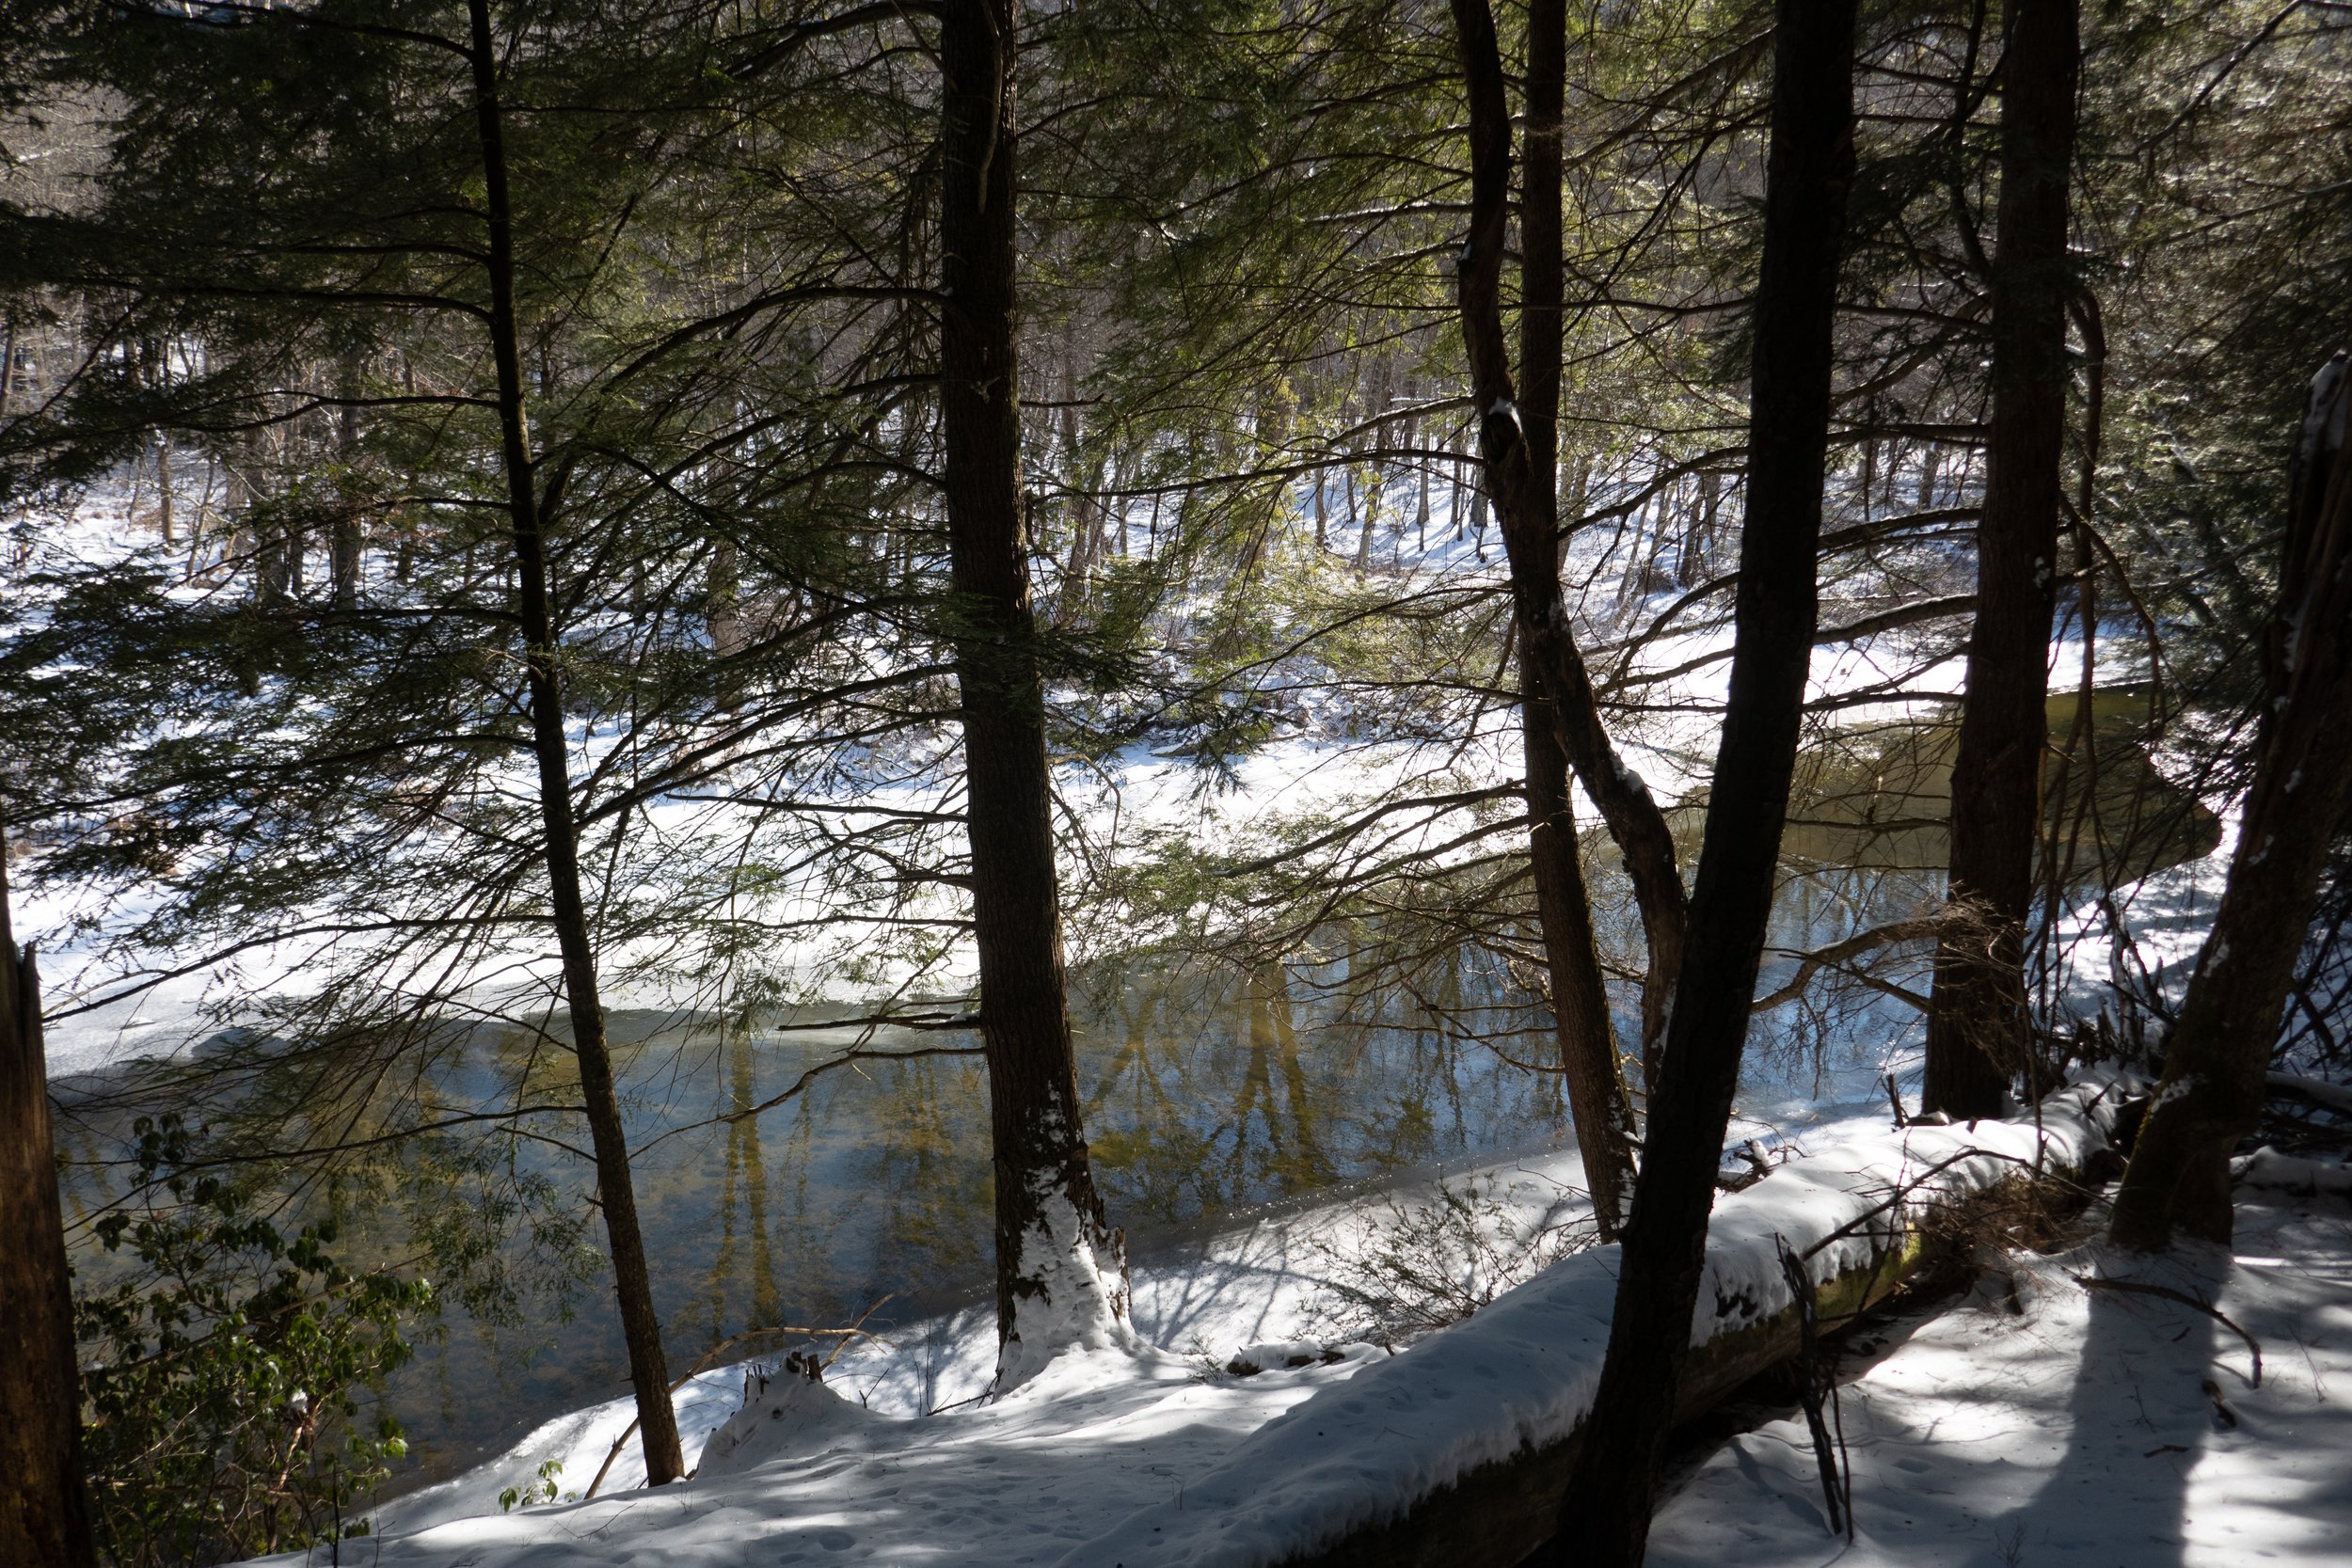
<box><xmin>1066</xmin><ymin>1073</ymin><xmax>2137</xmax><ymax>1568</ymax></box>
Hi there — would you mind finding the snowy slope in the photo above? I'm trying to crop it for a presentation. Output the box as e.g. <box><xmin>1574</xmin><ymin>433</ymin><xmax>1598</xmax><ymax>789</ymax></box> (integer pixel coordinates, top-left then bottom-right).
<box><xmin>246</xmin><ymin>1081</ymin><xmax>2136</xmax><ymax>1568</ymax></box>
<box><xmin>1648</xmin><ymin>1188</ymin><xmax>2352</xmax><ymax>1568</ymax></box>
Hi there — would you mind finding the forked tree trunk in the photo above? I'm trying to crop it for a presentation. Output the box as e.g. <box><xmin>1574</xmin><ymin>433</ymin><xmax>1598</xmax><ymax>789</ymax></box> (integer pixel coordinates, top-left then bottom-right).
<box><xmin>2111</xmin><ymin>353</ymin><xmax>2352</xmax><ymax>1250</ymax></box>
<box><xmin>1546</xmin><ymin>0</ymin><xmax>1855</xmax><ymax>1558</ymax></box>
<box><xmin>0</xmin><ymin>829</ymin><xmax>97</xmax><ymax>1568</ymax></box>
<box><xmin>937</xmin><ymin>0</ymin><xmax>1131</xmax><ymax>1389</ymax></box>
<box><xmin>465</xmin><ymin>0</ymin><xmax>685</xmax><ymax>1486</ymax></box>
<box><xmin>1924</xmin><ymin>0</ymin><xmax>2081</xmax><ymax>1117</ymax></box>
<box><xmin>1449</xmin><ymin>0</ymin><xmax>1637</xmax><ymax>1233</ymax></box>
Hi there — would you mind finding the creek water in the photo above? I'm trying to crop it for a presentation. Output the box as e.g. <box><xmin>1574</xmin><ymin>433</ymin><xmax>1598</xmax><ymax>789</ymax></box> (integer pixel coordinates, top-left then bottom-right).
<box><xmin>57</xmin><ymin>947</ymin><xmax>1600</xmax><ymax>1493</ymax></box>
<box><xmin>56</xmin><ymin>723</ymin><xmax>2207</xmax><ymax>1508</ymax></box>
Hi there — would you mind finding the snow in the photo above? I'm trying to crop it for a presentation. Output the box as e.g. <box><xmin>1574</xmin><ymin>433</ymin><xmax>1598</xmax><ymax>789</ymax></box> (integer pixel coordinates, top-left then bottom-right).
<box><xmin>1069</xmin><ymin>1076</ymin><xmax>2132</xmax><ymax>1567</ymax></box>
<box><xmin>1648</xmin><ymin>1192</ymin><xmax>2352</xmax><ymax>1568</ymax></box>
<box><xmin>341</xmin><ymin>1141</ymin><xmax>1602</xmax><ymax>1537</ymax></box>
<box><xmin>235</xmin><ymin>1078</ymin><xmax>2163</xmax><ymax>1568</ymax></box>
<box><xmin>2267</xmin><ymin>1071</ymin><xmax>2352</xmax><ymax>1118</ymax></box>
<box><xmin>24</xmin><ymin>432</ymin><xmax>2334</xmax><ymax>1568</ymax></box>
<box><xmin>2236</xmin><ymin>1147</ymin><xmax>2352</xmax><ymax>1198</ymax></box>
<box><xmin>990</xmin><ymin>1186</ymin><xmax>1147</xmax><ymax>1393</ymax></box>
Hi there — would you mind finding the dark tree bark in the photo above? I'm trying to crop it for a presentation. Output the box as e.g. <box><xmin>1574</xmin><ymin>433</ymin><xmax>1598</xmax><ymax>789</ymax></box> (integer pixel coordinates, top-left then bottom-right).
<box><xmin>2112</xmin><ymin>353</ymin><xmax>2352</xmax><ymax>1250</ymax></box>
<box><xmin>1544</xmin><ymin>0</ymin><xmax>1856</xmax><ymax>1559</ymax></box>
<box><xmin>1452</xmin><ymin>0</ymin><xmax>1689</xmax><ymax>1079</ymax></box>
<box><xmin>1924</xmin><ymin>0</ymin><xmax>2080</xmax><ymax>1117</ymax></box>
<box><xmin>937</xmin><ymin>0</ymin><xmax>1130</xmax><ymax>1387</ymax></box>
<box><xmin>1450</xmin><ymin>0</ymin><xmax>1637</xmax><ymax>1234</ymax></box>
<box><xmin>0</xmin><ymin>828</ymin><xmax>97</xmax><ymax>1568</ymax></box>
<box><xmin>707</xmin><ymin>535</ymin><xmax>744</xmax><ymax>709</ymax></box>
<box><xmin>465</xmin><ymin>0</ymin><xmax>685</xmax><ymax>1486</ymax></box>
<box><xmin>331</xmin><ymin>356</ymin><xmax>363</xmax><ymax>612</ymax></box>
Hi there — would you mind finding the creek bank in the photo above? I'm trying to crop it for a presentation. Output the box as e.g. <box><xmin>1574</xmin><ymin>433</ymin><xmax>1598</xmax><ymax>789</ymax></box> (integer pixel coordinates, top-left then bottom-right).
<box><xmin>271</xmin><ymin>1073</ymin><xmax>2135</xmax><ymax>1568</ymax></box>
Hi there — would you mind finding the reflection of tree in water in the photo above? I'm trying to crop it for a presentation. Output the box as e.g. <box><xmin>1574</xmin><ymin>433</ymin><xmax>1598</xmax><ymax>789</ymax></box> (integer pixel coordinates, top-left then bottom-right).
<box><xmin>1072</xmin><ymin>952</ymin><xmax>1563</xmax><ymax>1228</ymax></box>
<box><xmin>702</xmin><ymin>1032</ymin><xmax>779</xmax><ymax>1344</ymax></box>
<box><xmin>1218</xmin><ymin>965</ymin><xmax>1336</xmax><ymax>1199</ymax></box>
<box><xmin>858</xmin><ymin>1053</ymin><xmax>991</xmax><ymax>1301</ymax></box>
<box><xmin>1083</xmin><ymin>981</ymin><xmax>1229</xmax><ymax>1226</ymax></box>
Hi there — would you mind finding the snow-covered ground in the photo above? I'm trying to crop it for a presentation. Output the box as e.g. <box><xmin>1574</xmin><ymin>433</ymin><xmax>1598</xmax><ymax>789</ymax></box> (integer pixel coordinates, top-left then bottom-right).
<box><xmin>224</xmin><ymin>1076</ymin><xmax>2270</xmax><ymax>1568</ymax></box>
<box><xmin>355</xmin><ymin>1136</ymin><xmax>1607</xmax><ymax>1541</ymax></box>
<box><xmin>1650</xmin><ymin>1181</ymin><xmax>2352</xmax><ymax>1568</ymax></box>
<box><xmin>25</xmin><ymin>460</ymin><xmax>2322</xmax><ymax>1568</ymax></box>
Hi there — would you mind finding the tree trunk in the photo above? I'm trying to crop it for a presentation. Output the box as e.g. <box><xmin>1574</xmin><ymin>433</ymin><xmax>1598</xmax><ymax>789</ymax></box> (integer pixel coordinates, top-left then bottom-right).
<box><xmin>331</xmin><ymin>357</ymin><xmax>363</xmax><ymax>612</ymax></box>
<box><xmin>707</xmin><ymin>535</ymin><xmax>743</xmax><ymax>709</ymax></box>
<box><xmin>1520</xmin><ymin>657</ymin><xmax>1636</xmax><ymax>1233</ymax></box>
<box><xmin>2111</xmin><ymin>353</ymin><xmax>2352</xmax><ymax>1250</ymax></box>
<box><xmin>1449</xmin><ymin>0</ymin><xmax>1637</xmax><ymax>1233</ymax></box>
<box><xmin>1058</xmin><ymin>391</ymin><xmax>1091</xmax><ymax>610</ymax></box>
<box><xmin>465</xmin><ymin>0</ymin><xmax>685</xmax><ymax>1486</ymax></box>
<box><xmin>937</xmin><ymin>0</ymin><xmax>1131</xmax><ymax>1390</ymax></box>
<box><xmin>155</xmin><ymin>435</ymin><xmax>174</xmax><ymax>546</ymax></box>
<box><xmin>0</xmin><ymin>829</ymin><xmax>97</xmax><ymax>1568</ymax></box>
<box><xmin>1354</xmin><ymin>362</ymin><xmax>1388</xmax><ymax>569</ymax></box>
<box><xmin>1924</xmin><ymin>0</ymin><xmax>2080</xmax><ymax>1118</ymax></box>
<box><xmin>1546</xmin><ymin>0</ymin><xmax>1855</xmax><ymax>1558</ymax></box>
<box><xmin>1414</xmin><ymin>411</ymin><xmax>1432</xmax><ymax>553</ymax></box>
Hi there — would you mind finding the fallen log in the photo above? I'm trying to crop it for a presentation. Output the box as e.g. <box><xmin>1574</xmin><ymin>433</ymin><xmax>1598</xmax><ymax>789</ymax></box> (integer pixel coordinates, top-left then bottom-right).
<box><xmin>1066</xmin><ymin>1074</ymin><xmax>2137</xmax><ymax>1568</ymax></box>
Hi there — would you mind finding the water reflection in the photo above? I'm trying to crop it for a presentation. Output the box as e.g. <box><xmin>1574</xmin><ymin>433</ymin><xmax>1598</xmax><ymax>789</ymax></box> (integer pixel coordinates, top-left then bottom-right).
<box><xmin>59</xmin><ymin>952</ymin><xmax>1576</xmax><ymax>1493</ymax></box>
<box><xmin>54</xmin><ymin>791</ymin><xmax>2169</xmax><ymax>1499</ymax></box>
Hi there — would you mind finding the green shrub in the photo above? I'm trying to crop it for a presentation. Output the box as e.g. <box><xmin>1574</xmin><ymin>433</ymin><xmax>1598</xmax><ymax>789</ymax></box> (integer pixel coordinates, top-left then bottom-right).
<box><xmin>75</xmin><ymin>1117</ymin><xmax>433</xmax><ymax>1567</ymax></box>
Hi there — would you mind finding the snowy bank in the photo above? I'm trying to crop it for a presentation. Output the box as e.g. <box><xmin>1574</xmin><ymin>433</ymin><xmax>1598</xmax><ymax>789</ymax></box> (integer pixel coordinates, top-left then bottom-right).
<box><xmin>1648</xmin><ymin>1192</ymin><xmax>2352</xmax><ymax>1567</ymax></box>
<box><xmin>1074</xmin><ymin>1073</ymin><xmax>2136</xmax><ymax>1568</ymax></box>
<box><xmin>253</xmin><ymin>1077</ymin><xmax>2133</xmax><ymax>1568</ymax></box>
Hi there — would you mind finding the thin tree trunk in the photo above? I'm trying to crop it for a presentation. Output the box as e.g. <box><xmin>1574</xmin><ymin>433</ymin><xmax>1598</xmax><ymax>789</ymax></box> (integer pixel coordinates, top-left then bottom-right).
<box><xmin>1355</xmin><ymin>363</ymin><xmax>1389</xmax><ymax>569</ymax></box>
<box><xmin>1925</xmin><ymin>0</ymin><xmax>2081</xmax><ymax>1117</ymax></box>
<box><xmin>937</xmin><ymin>0</ymin><xmax>1130</xmax><ymax>1390</ymax></box>
<box><xmin>1450</xmin><ymin>0</ymin><xmax>1635</xmax><ymax>1232</ymax></box>
<box><xmin>1450</xmin><ymin>0</ymin><xmax>1688</xmax><ymax>1086</ymax></box>
<box><xmin>2112</xmin><ymin>354</ymin><xmax>2352</xmax><ymax>1250</ymax></box>
<box><xmin>707</xmin><ymin>536</ymin><xmax>743</xmax><ymax>708</ymax></box>
<box><xmin>0</xmin><ymin>828</ymin><xmax>97</xmax><ymax>1568</ymax></box>
<box><xmin>1693</xmin><ymin>467</ymin><xmax>1721</xmax><ymax>578</ymax></box>
<box><xmin>1059</xmin><ymin>392</ymin><xmax>1091</xmax><ymax>610</ymax></box>
<box><xmin>155</xmin><ymin>435</ymin><xmax>174</xmax><ymax>545</ymax></box>
<box><xmin>1560</xmin><ymin>451</ymin><xmax>1587</xmax><ymax>565</ymax></box>
<box><xmin>249</xmin><ymin>444</ymin><xmax>292</xmax><ymax>610</ymax></box>
<box><xmin>331</xmin><ymin>357</ymin><xmax>363</xmax><ymax>612</ymax></box>
<box><xmin>1547</xmin><ymin>0</ymin><xmax>1855</xmax><ymax>1557</ymax></box>
<box><xmin>1415</xmin><ymin>411</ymin><xmax>1432</xmax><ymax>554</ymax></box>
<box><xmin>1451</xmin><ymin>433</ymin><xmax>1467</xmax><ymax>540</ymax></box>
<box><xmin>464</xmin><ymin>0</ymin><xmax>684</xmax><ymax>1485</ymax></box>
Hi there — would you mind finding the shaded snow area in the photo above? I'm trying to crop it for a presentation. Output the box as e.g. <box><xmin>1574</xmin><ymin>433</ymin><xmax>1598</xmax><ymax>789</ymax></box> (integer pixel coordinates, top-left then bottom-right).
<box><xmin>244</xmin><ymin>1080</ymin><xmax>2165</xmax><ymax>1568</ymax></box>
<box><xmin>334</xmin><ymin>1140</ymin><xmax>1602</xmax><ymax>1548</ymax></box>
<box><xmin>1649</xmin><ymin>1187</ymin><xmax>2352</xmax><ymax>1568</ymax></box>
